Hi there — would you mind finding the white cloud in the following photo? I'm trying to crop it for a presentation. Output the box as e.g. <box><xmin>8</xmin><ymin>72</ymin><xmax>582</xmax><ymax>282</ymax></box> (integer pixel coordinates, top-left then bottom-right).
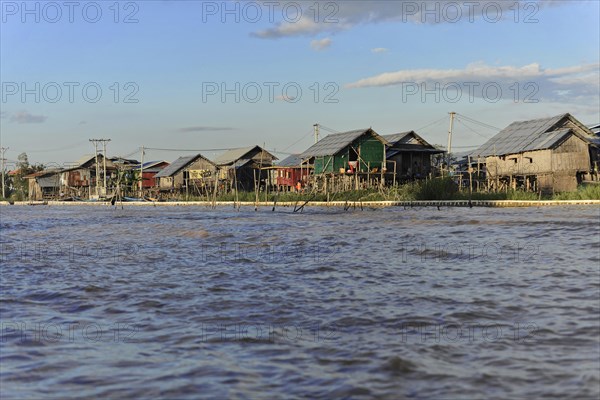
<box><xmin>345</xmin><ymin>62</ymin><xmax>600</xmax><ymax>103</ymax></box>
<box><xmin>9</xmin><ymin>111</ymin><xmax>48</xmax><ymax>124</ymax></box>
<box><xmin>371</xmin><ymin>47</ymin><xmax>388</xmax><ymax>54</ymax></box>
<box><xmin>310</xmin><ymin>37</ymin><xmax>332</xmax><ymax>51</ymax></box>
<box><xmin>251</xmin><ymin>1</ymin><xmax>567</xmax><ymax>38</ymax></box>
<box><xmin>177</xmin><ymin>126</ymin><xmax>234</xmax><ymax>133</ymax></box>
<box><xmin>275</xmin><ymin>94</ymin><xmax>298</xmax><ymax>102</ymax></box>
<box><xmin>253</xmin><ymin>18</ymin><xmax>346</xmax><ymax>38</ymax></box>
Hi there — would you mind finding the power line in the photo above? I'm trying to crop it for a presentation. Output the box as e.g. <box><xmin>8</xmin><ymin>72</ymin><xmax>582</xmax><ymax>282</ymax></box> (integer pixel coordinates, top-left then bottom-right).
<box><xmin>280</xmin><ymin>129</ymin><xmax>314</xmax><ymax>153</ymax></box>
<box><xmin>25</xmin><ymin>141</ymin><xmax>90</xmax><ymax>153</ymax></box>
<box><xmin>319</xmin><ymin>124</ymin><xmax>340</xmax><ymax>134</ymax></box>
<box><xmin>455</xmin><ymin>117</ymin><xmax>493</xmax><ymax>140</ymax></box>
<box><xmin>415</xmin><ymin>116</ymin><xmax>449</xmax><ymax>132</ymax></box>
<box><xmin>144</xmin><ymin>146</ymin><xmax>242</xmax><ymax>152</ymax></box>
<box><xmin>114</xmin><ymin>148</ymin><xmax>142</xmax><ymax>159</ymax></box>
<box><xmin>456</xmin><ymin>114</ymin><xmax>502</xmax><ymax>131</ymax></box>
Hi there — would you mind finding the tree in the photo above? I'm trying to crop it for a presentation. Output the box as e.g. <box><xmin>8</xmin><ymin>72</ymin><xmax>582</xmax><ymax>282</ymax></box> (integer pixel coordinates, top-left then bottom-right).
<box><xmin>17</xmin><ymin>152</ymin><xmax>30</xmax><ymax>171</ymax></box>
<box><xmin>9</xmin><ymin>153</ymin><xmax>44</xmax><ymax>200</ymax></box>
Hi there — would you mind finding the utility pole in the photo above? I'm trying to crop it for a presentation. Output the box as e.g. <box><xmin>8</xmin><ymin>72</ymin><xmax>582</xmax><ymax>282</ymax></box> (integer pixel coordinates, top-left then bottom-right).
<box><xmin>102</xmin><ymin>140</ymin><xmax>109</xmax><ymax>191</ymax></box>
<box><xmin>89</xmin><ymin>139</ymin><xmax>111</xmax><ymax>196</ymax></box>
<box><xmin>313</xmin><ymin>123</ymin><xmax>320</xmax><ymax>144</ymax></box>
<box><xmin>447</xmin><ymin>112</ymin><xmax>456</xmax><ymax>176</ymax></box>
<box><xmin>0</xmin><ymin>147</ymin><xmax>8</xmax><ymax>199</ymax></box>
<box><xmin>139</xmin><ymin>146</ymin><xmax>145</xmax><ymax>195</ymax></box>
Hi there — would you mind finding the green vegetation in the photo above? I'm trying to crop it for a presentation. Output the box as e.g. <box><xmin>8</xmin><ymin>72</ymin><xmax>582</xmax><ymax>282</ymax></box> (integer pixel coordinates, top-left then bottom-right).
<box><xmin>1</xmin><ymin>153</ymin><xmax>45</xmax><ymax>201</ymax></box>
<box><xmin>181</xmin><ymin>178</ymin><xmax>600</xmax><ymax>203</ymax></box>
<box><xmin>6</xmin><ymin>175</ymin><xmax>597</xmax><ymax>203</ymax></box>
<box><xmin>552</xmin><ymin>184</ymin><xmax>600</xmax><ymax>200</ymax></box>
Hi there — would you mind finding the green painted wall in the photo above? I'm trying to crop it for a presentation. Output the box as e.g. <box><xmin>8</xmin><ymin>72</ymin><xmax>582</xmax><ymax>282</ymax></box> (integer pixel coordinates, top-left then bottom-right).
<box><xmin>313</xmin><ymin>134</ymin><xmax>385</xmax><ymax>174</ymax></box>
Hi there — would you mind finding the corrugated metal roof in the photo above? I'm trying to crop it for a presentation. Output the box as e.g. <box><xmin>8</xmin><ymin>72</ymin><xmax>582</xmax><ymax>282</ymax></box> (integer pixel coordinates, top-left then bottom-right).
<box><xmin>522</xmin><ymin>128</ymin><xmax>572</xmax><ymax>152</ymax></box>
<box><xmin>214</xmin><ymin>146</ymin><xmax>256</xmax><ymax>165</ymax></box>
<box><xmin>24</xmin><ymin>169</ymin><xmax>61</xmax><ymax>179</ymax></box>
<box><xmin>134</xmin><ymin>160</ymin><xmax>169</xmax><ymax>170</ymax></box>
<box><xmin>214</xmin><ymin>146</ymin><xmax>277</xmax><ymax>166</ymax></box>
<box><xmin>75</xmin><ymin>154</ymin><xmax>97</xmax><ymax>166</ymax></box>
<box><xmin>110</xmin><ymin>157</ymin><xmax>139</xmax><ymax>165</ymax></box>
<box><xmin>232</xmin><ymin>159</ymin><xmax>254</xmax><ymax>169</ymax></box>
<box><xmin>155</xmin><ymin>154</ymin><xmax>211</xmax><ymax>178</ymax></box>
<box><xmin>383</xmin><ymin>131</ymin><xmax>444</xmax><ymax>154</ymax></box>
<box><xmin>383</xmin><ymin>131</ymin><xmax>413</xmax><ymax>145</ymax></box>
<box><xmin>277</xmin><ymin>154</ymin><xmax>303</xmax><ymax>168</ymax></box>
<box><xmin>300</xmin><ymin>128</ymin><xmax>379</xmax><ymax>158</ymax></box>
<box><xmin>475</xmin><ymin>114</ymin><xmax>570</xmax><ymax>156</ymax></box>
<box><xmin>24</xmin><ymin>170</ymin><xmax>61</xmax><ymax>187</ymax></box>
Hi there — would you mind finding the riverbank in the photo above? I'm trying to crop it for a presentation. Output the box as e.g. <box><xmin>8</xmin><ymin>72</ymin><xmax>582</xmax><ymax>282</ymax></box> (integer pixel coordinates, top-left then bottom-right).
<box><xmin>2</xmin><ymin>199</ymin><xmax>600</xmax><ymax>208</ymax></box>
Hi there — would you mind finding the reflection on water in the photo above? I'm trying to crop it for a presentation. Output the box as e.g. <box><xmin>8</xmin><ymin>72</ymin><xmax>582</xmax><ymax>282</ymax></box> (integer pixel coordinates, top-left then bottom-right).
<box><xmin>1</xmin><ymin>206</ymin><xmax>599</xmax><ymax>398</ymax></box>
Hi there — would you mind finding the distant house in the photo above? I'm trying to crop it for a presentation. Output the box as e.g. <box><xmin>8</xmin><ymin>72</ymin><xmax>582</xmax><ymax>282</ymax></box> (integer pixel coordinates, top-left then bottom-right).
<box><xmin>474</xmin><ymin>113</ymin><xmax>598</xmax><ymax>192</ymax></box>
<box><xmin>154</xmin><ymin>154</ymin><xmax>217</xmax><ymax>193</ymax></box>
<box><xmin>60</xmin><ymin>154</ymin><xmax>117</xmax><ymax>198</ymax></box>
<box><xmin>24</xmin><ymin>169</ymin><xmax>61</xmax><ymax>200</ymax></box>
<box><xmin>383</xmin><ymin>131</ymin><xmax>445</xmax><ymax>180</ymax></box>
<box><xmin>275</xmin><ymin>154</ymin><xmax>311</xmax><ymax>190</ymax></box>
<box><xmin>136</xmin><ymin>161</ymin><xmax>170</xmax><ymax>188</ymax></box>
<box><xmin>214</xmin><ymin>146</ymin><xmax>277</xmax><ymax>191</ymax></box>
<box><xmin>300</xmin><ymin>128</ymin><xmax>388</xmax><ymax>175</ymax></box>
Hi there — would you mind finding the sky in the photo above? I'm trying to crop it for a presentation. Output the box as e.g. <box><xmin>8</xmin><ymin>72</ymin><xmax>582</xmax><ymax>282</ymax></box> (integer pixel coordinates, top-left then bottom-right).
<box><xmin>1</xmin><ymin>0</ymin><xmax>599</xmax><ymax>166</ymax></box>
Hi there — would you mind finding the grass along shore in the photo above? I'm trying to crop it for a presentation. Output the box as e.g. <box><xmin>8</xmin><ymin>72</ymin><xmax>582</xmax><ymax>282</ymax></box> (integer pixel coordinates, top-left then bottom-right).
<box><xmin>2</xmin><ymin>178</ymin><xmax>600</xmax><ymax>205</ymax></box>
<box><xmin>198</xmin><ymin>179</ymin><xmax>600</xmax><ymax>203</ymax></box>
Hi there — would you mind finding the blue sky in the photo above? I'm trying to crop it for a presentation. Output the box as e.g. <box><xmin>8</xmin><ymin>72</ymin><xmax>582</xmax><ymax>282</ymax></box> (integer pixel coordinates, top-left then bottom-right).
<box><xmin>1</xmin><ymin>0</ymin><xmax>599</xmax><ymax>166</ymax></box>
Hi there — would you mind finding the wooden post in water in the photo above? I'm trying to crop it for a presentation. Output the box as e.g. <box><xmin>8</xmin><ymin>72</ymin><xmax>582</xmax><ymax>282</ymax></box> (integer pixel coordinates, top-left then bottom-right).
<box><xmin>468</xmin><ymin>155</ymin><xmax>473</xmax><ymax>204</ymax></box>
<box><xmin>139</xmin><ymin>146</ymin><xmax>145</xmax><ymax>197</ymax></box>
<box><xmin>233</xmin><ymin>169</ymin><xmax>239</xmax><ymax>210</ymax></box>
<box><xmin>212</xmin><ymin>171</ymin><xmax>218</xmax><ymax>209</ymax></box>
<box><xmin>254</xmin><ymin>169</ymin><xmax>258</xmax><ymax>211</ymax></box>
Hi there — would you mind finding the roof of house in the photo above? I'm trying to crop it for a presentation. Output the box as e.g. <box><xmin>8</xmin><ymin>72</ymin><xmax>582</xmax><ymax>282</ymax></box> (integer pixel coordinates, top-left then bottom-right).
<box><xmin>277</xmin><ymin>154</ymin><xmax>303</xmax><ymax>168</ymax></box>
<box><xmin>24</xmin><ymin>169</ymin><xmax>61</xmax><ymax>188</ymax></box>
<box><xmin>383</xmin><ymin>131</ymin><xmax>444</xmax><ymax>155</ymax></box>
<box><xmin>154</xmin><ymin>154</ymin><xmax>214</xmax><ymax>178</ymax></box>
<box><xmin>110</xmin><ymin>157</ymin><xmax>139</xmax><ymax>165</ymax></box>
<box><xmin>475</xmin><ymin>113</ymin><xmax>593</xmax><ymax>157</ymax></box>
<box><xmin>214</xmin><ymin>146</ymin><xmax>277</xmax><ymax>166</ymax></box>
<box><xmin>383</xmin><ymin>131</ymin><xmax>420</xmax><ymax>145</ymax></box>
<box><xmin>300</xmin><ymin>128</ymin><xmax>387</xmax><ymax>158</ymax></box>
<box><xmin>62</xmin><ymin>153</ymin><xmax>113</xmax><ymax>172</ymax></box>
<box><xmin>23</xmin><ymin>169</ymin><xmax>61</xmax><ymax>179</ymax></box>
<box><xmin>74</xmin><ymin>154</ymin><xmax>98</xmax><ymax>166</ymax></box>
<box><xmin>232</xmin><ymin>159</ymin><xmax>255</xmax><ymax>169</ymax></box>
<box><xmin>135</xmin><ymin>160</ymin><xmax>169</xmax><ymax>171</ymax></box>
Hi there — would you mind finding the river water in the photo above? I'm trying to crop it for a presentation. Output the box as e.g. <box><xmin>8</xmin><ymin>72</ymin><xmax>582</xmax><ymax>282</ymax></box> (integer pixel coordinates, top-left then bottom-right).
<box><xmin>1</xmin><ymin>205</ymin><xmax>599</xmax><ymax>399</ymax></box>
